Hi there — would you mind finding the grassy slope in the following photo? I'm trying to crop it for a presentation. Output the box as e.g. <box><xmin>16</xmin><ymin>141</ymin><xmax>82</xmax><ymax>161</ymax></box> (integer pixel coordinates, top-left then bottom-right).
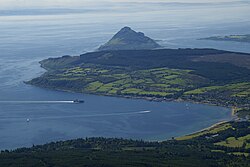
<box><xmin>177</xmin><ymin>121</ymin><xmax>250</xmax><ymax>157</ymax></box>
<box><xmin>183</xmin><ymin>83</ymin><xmax>250</xmax><ymax>108</ymax></box>
<box><xmin>30</xmin><ymin>66</ymin><xmax>208</xmax><ymax>98</ymax></box>
<box><xmin>28</xmin><ymin>49</ymin><xmax>250</xmax><ymax>112</ymax></box>
<box><xmin>176</xmin><ymin>122</ymin><xmax>233</xmax><ymax>140</ymax></box>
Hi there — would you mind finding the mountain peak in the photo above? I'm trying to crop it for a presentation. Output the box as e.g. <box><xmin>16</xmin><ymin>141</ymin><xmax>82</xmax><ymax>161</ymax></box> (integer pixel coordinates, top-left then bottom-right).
<box><xmin>120</xmin><ymin>26</ymin><xmax>132</xmax><ymax>31</ymax></box>
<box><xmin>98</xmin><ymin>27</ymin><xmax>161</xmax><ymax>51</ymax></box>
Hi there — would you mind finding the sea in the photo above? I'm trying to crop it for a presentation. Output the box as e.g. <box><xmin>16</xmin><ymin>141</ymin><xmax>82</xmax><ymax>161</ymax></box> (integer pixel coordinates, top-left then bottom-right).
<box><xmin>0</xmin><ymin>1</ymin><xmax>249</xmax><ymax>150</ymax></box>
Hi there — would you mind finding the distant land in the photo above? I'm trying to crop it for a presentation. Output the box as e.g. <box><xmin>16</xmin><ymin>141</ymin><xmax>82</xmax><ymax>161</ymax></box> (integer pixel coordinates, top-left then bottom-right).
<box><xmin>98</xmin><ymin>27</ymin><xmax>161</xmax><ymax>51</ymax></box>
<box><xmin>200</xmin><ymin>34</ymin><xmax>250</xmax><ymax>43</ymax></box>
<box><xmin>0</xmin><ymin>8</ymin><xmax>93</xmax><ymax>16</ymax></box>
<box><xmin>27</xmin><ymin>48</ymin><xmax>250</xmax><ymax>120</ymax></box>
<box><xmin>27</xmin><ymin>27</ymin><xmax>250</xmax><ymax>120</ymax></box>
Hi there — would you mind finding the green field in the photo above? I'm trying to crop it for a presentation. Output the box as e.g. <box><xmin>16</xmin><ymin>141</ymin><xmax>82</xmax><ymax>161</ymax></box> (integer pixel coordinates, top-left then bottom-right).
<box><xmin>32</xmin><ymin>66</ymin><xmax>208</xmax><ymax>98</ymax></box>
<box><xmin>176</xmin><ymin>122</ymin><xmax>233</xmax><ymax>140</ymax></box>
<box><xmin>28</xmin><ymin>48</ymin><xmax>250</xmax><ymax>113</ymax></box>
<box><xmin>215</xmin><ymin>134</ymin><xmax>250</xmax><ymax>148</ymax></box>
<box><xmin>177</xmin><ymin>121</ymin><xmax>250</xmax><ymax>158</ymax></box>
<box><xmin>184</xmin><ymin>82</ymin><xmax>250</xmax><ymax>97</ymax></box>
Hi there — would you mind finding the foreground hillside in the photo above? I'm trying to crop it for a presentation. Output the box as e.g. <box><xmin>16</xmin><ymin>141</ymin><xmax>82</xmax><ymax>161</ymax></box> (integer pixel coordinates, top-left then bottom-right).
<box><xmin>27</xmin><ymin>48</ymin><xmax>250</xmax><ymax>117</ymax></box>
<box><xmin>1</xmin><ymin>121</ymin><xmax>250</xmax><ymax>167</ymax></box>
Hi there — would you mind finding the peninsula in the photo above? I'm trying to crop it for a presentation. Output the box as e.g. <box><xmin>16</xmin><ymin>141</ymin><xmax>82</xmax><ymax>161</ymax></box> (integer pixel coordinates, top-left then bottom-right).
<box><xmin>200</xmin><ymin>34</ymin><xmax>250</xmax><ymax>43</ymax></box>
<box><xmin>27</xmin><ymin>48</ymin><xmax>250</xmax><ymax>118</ymax></box>
<box><xmin>27</xmin><ymin>27</ymin><xmax>250</xmax><ymax>119</ymax></box>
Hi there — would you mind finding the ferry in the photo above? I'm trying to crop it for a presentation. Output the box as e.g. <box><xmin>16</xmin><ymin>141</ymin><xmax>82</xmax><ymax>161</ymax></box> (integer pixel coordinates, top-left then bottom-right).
<box><xmin>73</xmin><ymin>99</ymin><xmax>85</xmax><ymax>103</ymax></box>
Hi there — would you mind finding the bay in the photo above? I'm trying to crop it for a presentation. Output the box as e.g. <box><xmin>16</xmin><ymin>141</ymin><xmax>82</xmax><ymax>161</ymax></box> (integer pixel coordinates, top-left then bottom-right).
<box><xmin>1</xmin><ymin>2</ymin><xmax>249</xmax><ymax>150</ymax></box>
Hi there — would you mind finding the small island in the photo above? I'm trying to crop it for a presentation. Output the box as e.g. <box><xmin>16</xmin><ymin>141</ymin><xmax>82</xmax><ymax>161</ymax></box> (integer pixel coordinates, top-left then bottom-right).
<box><xmin>200</xmin><ymin>34</ymin><xmax>250</xmax><ymax>43</ymax></box>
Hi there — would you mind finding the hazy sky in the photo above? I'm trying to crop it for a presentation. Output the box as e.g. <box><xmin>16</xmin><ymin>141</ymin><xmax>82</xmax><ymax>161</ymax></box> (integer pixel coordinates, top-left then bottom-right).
<box><xmin>0</xmin><ymin>0</ymin><xmax>247</xmax><ymax>9</ymax></box>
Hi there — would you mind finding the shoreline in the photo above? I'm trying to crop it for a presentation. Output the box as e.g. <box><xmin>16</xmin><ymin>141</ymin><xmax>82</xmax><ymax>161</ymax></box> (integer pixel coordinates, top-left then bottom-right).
<box><xmin>173</xmin><ymin>120</ymin><xmax>230</xmax><ymax>141</ymax></box>
<box><xmin>186</xmin><ymin>120</ymin><xmax>228</xmax><ymax>136</ymax></box>
<box><xmin>27</xmin><ymin>83</ymin><xmax>237</xmax><ymax>140</ymax></box>
<box><xmin>28</xmin><ymin>82</ymin><xmax>236</xmax><ymax>107</ymax></box>
<box><xmin>26</xmin><ymin>61</ymin><xmax>243</xmax><ymax>142</ymax></box>
<box><xmin>28</xmin><ymin>82</ymin><xmax>235</xmax><ymax>110</ymax></box>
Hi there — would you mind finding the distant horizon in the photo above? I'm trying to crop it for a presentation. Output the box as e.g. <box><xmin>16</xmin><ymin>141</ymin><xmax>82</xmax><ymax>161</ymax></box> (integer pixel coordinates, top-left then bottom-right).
<box><xmin>0</xmin><ymin>0</ymin><xmax>248</xmax><ymax>9</ymax></box>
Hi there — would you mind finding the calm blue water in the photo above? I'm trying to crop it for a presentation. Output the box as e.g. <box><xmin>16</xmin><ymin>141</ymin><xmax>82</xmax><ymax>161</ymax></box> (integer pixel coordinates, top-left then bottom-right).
<box><xmin>0</xmin><ymin>2</ymin><xmax>249</xmax><ymax>150</ymax></box>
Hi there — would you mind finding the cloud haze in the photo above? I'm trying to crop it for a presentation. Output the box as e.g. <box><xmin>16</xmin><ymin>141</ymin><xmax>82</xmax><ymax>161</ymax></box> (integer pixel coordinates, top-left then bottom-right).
<box><xmin>0</xmin><ymin>0</ymin><xmax>247</xmax><ymax>9</ymax></box>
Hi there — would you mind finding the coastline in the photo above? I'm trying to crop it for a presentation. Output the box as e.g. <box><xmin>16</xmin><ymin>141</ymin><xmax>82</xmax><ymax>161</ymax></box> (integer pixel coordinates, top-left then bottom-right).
<box><xmin>25</xmin><ymin>59</ymin><xmax>245</xmax><ymax>141</ymax></box>
<box><xmin>27</xmin><ymin>82</ymin><xmax>237</xmax><ymax>140</ymax></box>
<box><xmin>173</xmin><ymin>120</ymin><xmax>228</xmax><ymax>141</ymax></box>
<box><xmin>189</xmin><ymin>120</ymin><xmax>228</xmax><ymax>135</ymax></box>
<box><xmin>28</xmin><ymin>82</ymin><xmax>235</xmax><ymax>109</ymax></box>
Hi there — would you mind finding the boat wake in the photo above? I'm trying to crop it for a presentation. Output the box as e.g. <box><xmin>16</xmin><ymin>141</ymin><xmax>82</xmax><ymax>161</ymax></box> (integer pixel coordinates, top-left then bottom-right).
<box><xmin>0</xmin><ymin>101</ymin><xmax>75</xmax><ymax>104</ymax></box>
<box><xmin>0</xmin><ymin>110</ymin><xmax>152</xmax><ymax>121</ymax></box>
<box><xmin>34</xmin><ymin>110</ymin><xmax>152</xmax><ymax>120</ymax></box>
